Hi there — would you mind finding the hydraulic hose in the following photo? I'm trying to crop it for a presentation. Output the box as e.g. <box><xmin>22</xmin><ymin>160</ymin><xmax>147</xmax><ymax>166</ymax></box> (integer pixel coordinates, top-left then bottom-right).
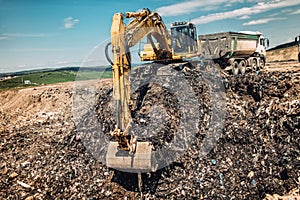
<box><xmin>125</xmin><ymin>42</ymin><xmax>131</xmax><ymax>68</ymax></box>
<box><xmin>107</xmin><ymin>40</ymin><xmax>131</xmax><ymax>131</ymax></box>
<box><xmin>105</xmin><ymin>41</ymin><xmax>131</xmax><ymax>68</ymax></box>
<box><xmin>105</xmin><ymin>42</ymin><xmax>114</xmax><ymax>65</ymax></box>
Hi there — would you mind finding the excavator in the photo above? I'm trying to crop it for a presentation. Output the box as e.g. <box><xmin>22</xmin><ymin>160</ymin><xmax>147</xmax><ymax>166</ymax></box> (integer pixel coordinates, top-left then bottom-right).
<box><xmin>105</xmin><ymin>8</ymin><xmax>200</xmax><ymax>173</ymax></box>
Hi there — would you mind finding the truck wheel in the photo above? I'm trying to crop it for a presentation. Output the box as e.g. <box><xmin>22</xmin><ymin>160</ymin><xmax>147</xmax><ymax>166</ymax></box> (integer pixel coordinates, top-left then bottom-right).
<box><xmin>259</xmin><ymin>59</ymin><xmax>265</xmax><ymax>69</ymax></box>
<box><xmin>238</xmin><ymin>60</ymin><xmax>246</xmax><ymax>75</ymax></box>
<box><xmin>251</xmin><ymin>59</ymin><xmax>258</xmax><ymax>71</ymax></box>
<box><xmin>232</xmin><ymin>61</ymin><xmax>239</xmax><ymax>75</ymax></box>
<box><xmin>205</xmin><ymin>62</ymin><xmax>212</xmax><ymax>71</ymax></box>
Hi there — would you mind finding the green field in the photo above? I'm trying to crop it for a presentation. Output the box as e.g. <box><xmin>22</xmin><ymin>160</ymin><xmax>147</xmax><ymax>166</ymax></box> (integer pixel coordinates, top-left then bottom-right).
<box><xmin>0</xmin><ymin>70</ymin><xmax>112</xmax><ymax>90</ymax></box>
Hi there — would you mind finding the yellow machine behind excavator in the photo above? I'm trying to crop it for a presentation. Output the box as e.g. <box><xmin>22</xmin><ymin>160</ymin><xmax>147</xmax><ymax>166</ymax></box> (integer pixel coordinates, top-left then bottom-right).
<box><xmin>105</xmin><ymin>8</ymin><xmax>200</xmax><ymax>172</ymax></box>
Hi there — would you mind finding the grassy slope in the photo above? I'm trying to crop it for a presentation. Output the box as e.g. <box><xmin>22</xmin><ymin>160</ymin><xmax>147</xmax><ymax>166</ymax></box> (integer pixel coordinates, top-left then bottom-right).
<box><xmin>0</xmin><ymin>70</ymin><xmax>112</xmax><ymax>90</ymax></box>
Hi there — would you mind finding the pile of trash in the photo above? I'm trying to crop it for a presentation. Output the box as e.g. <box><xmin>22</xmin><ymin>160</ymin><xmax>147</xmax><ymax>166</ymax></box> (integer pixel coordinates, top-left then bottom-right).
<box><xmin>92</xmin><ymin>65</ymin><xmax>300</xmax><ymax>199</ymax></box>
<box><xmin>0</xmin><ymin>64</ymin><xmax>299</xmax><ymax>199</ymax></box>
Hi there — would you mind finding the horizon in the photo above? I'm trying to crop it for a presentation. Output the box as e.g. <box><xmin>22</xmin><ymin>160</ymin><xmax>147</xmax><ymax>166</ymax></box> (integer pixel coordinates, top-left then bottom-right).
<box><xmin>1</xmin><ymin>0</ymin><xmax>300</xmax><ymax>73</ymax></box>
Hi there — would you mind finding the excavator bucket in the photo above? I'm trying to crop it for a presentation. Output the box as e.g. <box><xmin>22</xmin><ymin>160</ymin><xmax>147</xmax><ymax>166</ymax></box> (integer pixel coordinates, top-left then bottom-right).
<box><xmin>106</xmin><ymin>141</ymin><xmax>155</xmax><ymax>173</ymax></box>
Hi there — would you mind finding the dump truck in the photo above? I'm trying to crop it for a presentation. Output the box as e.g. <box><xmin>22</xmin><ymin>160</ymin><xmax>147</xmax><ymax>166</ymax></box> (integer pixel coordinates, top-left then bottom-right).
<box><xmin>199</xmin><ymin>31</ymin><xmax>269</xmax><ymax>75</ymax></box>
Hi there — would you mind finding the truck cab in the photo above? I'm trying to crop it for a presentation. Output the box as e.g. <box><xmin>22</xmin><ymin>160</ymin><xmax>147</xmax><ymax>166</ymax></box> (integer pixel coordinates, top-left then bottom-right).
<box><xmin>256</xmin><ymin>34</ymin><xmax>269</xmax><ymax>56</ymax></box>
<box><xmin>170</xmin><ymin>21</ymin><xmax>198</xmax><ymax>55</ymax></box>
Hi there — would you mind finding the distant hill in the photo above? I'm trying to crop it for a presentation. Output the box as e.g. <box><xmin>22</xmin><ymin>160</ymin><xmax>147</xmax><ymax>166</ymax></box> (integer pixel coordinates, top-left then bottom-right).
<box><xmin>0</xmin><ymin>66</ymin><xmax>112</xmax><ymax>78</ymax></box>
<box><xmin>0</xmin><ymin>66</ymin><xmax>113</xmax><ymax>90</ymax></box>
<box><xmin>266</xmin><ymin>38</ymin><xmax>300</xmax><ymax>62</ymax></box>
<box><xmin>267</xmin><ymin>40</ymin><xmax>300</xmax><ymax>51</ymax></box>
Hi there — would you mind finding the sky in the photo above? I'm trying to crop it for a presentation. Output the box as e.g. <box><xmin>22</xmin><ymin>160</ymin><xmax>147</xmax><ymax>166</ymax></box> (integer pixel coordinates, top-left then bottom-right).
<box><xmin>0</xmin><ymin>0</ymin><xmax>299</xmax><ymax>73</ymax></box>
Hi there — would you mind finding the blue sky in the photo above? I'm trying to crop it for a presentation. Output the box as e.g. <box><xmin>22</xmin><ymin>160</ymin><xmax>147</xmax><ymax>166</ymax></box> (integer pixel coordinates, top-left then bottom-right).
<box><xmin>0</xmin><ymin>0</ymin><xmax>299</xmax><ymax>72</ymax></box>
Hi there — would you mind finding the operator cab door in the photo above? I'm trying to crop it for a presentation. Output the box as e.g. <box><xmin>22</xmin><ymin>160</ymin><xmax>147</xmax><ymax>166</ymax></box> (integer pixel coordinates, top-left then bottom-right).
<box><xmin>171</xmin><ymin>22</ymin><xmax>197</xmax><ymax>55</ymax></box>
<box><xmin>257</xmin><ymin>35</ymin><xmax>269</xmax><ymax>55</ymax></box>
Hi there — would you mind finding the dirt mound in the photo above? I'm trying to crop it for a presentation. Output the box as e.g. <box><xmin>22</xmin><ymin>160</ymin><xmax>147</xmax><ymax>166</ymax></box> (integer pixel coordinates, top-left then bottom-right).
<box><xmin>0</xmin><ymin>65</ymin><xmax>299</xmax><ymax>199</ymax></box>
<box><xmin>0</xmin><ymin>83</ymin><xmax>73</xmax><ymax>133</ymax></box>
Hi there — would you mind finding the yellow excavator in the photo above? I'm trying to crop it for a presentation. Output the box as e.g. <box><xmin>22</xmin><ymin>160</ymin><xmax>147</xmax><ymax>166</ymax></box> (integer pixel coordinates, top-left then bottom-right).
<box><xmin>105</xmin><ymin>8</ymin><xmax>200</xmax><ymax>172</ymax></box>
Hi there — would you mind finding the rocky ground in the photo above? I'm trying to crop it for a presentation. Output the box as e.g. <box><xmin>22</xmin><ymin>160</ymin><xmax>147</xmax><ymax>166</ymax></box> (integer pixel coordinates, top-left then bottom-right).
<box><xmin>0</xmin><ymin>62</ymin><xmax>299</xmax><ymax>199</ymax></box>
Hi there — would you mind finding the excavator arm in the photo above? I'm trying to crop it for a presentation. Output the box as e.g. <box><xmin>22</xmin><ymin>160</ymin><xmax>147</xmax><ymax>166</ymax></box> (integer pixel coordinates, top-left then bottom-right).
<box><xmin>125</xmin><ymin>9</ymin><xmax>172</xmax><ymax>59</ymax></box>
<box><xmin>110</xmin><ymin>12</ymin><xmax>132</xmax><ymax>151</ymax></box>
<box><xmin>106</xmin><ymin>9</ymin><xmax>173</xmax><ymax>172</ymax></box>
<box><xmin>106</xmin><ymin>8</ymin><xmax>200</xmax><ymax>172</ymax></box>
<box><xmin>109</xmin><ymin>9</ymin><xmax>173</xmax><ymax>151</ymax></box>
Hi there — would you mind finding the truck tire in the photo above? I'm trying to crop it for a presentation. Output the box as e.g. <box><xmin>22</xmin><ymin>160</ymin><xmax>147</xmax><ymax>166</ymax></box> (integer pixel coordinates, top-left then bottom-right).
<box><xmin>232</xmin><ymin>61</ymin><xmax>239</xmax><ymax>75</ymax></box>
<box><xmin>251</xmin><ymin>58</ymin><xmax>258</xmax><ymax>71</ymax></box>
<box><xmin>259</xmin><ymin>58</ymin><xmax>265</xmax><ymax>69</ymax></box>
<box><xmin>205</xmin><ymin>61</ymin><xmax>212</xmax><ymax>71</ymax></box>
<box><xmin>238</xmin><ymin>60</ymin><xmax>246</xmax><ymax>75</ymax></box>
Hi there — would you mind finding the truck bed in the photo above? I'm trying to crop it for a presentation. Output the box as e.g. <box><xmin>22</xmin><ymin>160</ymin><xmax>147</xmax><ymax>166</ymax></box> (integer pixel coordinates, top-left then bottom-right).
<box><xmin>199</xmin><ymin>32</ymin><xmax>260</xmax><ymax>60</ymax></box>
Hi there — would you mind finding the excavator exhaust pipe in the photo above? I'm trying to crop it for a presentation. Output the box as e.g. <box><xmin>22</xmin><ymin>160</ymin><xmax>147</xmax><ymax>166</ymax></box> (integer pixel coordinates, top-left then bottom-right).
<box><xmin>106</xmin><ymin>142</ymin><xmax>156</xmax><ymax>173</ymax></box>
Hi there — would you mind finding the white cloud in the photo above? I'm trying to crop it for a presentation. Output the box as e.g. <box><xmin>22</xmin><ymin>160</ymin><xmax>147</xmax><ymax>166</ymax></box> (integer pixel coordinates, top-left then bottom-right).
<box><xmin>55</xmin><ymin>60</ymin><xmax>81</xmax><ymax>66</ymax></box>
<box><xmin>243</xmin><ymin>17</ymin><xmax>285</xmax><ymax>25</ymax></box>
<box><xmin>202</xmin><ymin>5</ymin><xmax>220</xmax><ymax>11</ymax></box>
<box><xmin>191</xmin><ymin>0</ymin><xmax>300</xmax><ymax>24</ymax></box>
<box><xmin>0</xmin><ymin>36</ymin><xmax>8</xmax><ymax>40</ymax></box>
<box><xmin>290</xmin><ymin>8</ymin><xmax>300</xmax><ymax>14</ymax></box>
<box><xmin>239</xmin><ymin>15</ymin><xmax>250</xmax><ymax>19</ymax></box>
<box><xmin>283</xmin><ymin>37</ymin><xmax>294</xmax><ymax>43</ymax></box>
<box><xmin>270</xmin><ymin>8</ymin><xmax>293</xmax><ymax>17</ymax></box>
<box><xmin>269</xmin><ymin>12</ymin><xmax>280</xmax><ymax>17</ymax></box>
<box><xmin>1</xmin><ymin>48</ymin><xmax>78</xmax><ymax>52</ymax></box>
<box><xmin>63</xmin><ymin>17</ymin><xmax>80</xmax><ymax>29</ymax></box>
<box><xmin>155</xmin><ymin>0</ymin><xmax>268</xmax><ymax>16</ymax></box>
<box><xmin>156</xmin><ymin>0</ymin><xmax>245</xmax><ymax>16</ymax></box>
<box><xmin>281</xmin><ymin>8</ymin><xmax>293</xmax><ymax>13</ymax></box>
<box><xmin>2</xmin><ymin>33</ymin><xmax>47</xmax><ymax>37</ymax></box>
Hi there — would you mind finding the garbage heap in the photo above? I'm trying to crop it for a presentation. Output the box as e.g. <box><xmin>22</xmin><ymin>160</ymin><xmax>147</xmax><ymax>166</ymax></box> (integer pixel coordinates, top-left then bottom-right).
<box><xmin>1</xmin><ymin>64</ymin><xmax>299</xmax><ymax>199</ymax></box>
<box><xmin>94</xmin><ymin>65</ymin><xmax>300</xmax><ymax>199</ymax></box>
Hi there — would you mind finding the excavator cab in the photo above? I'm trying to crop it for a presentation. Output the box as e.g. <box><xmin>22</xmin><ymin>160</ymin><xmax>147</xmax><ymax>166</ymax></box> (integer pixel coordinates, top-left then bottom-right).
<box><xmin>139</xmin><ymin>21</ymin><xmax>199</xmax><ymax>61</ymax></box>
<box><xmin>170</xmin><ymin>22</ymin><xmax>198</xmax><ymax>56</ymax></box>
